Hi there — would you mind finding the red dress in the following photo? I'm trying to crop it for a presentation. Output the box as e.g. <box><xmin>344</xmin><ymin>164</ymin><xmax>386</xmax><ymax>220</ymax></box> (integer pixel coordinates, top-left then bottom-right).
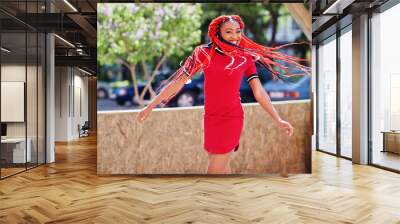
<box><xmin>202</xmin><ymin>47</ymin><xmax>258</xmax><ymax>154</ymax></box>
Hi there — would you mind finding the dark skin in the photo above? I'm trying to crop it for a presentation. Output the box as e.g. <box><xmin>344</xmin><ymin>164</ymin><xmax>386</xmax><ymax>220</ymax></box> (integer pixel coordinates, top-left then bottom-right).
<box><xmin>219</xmin><ymin>21</ymin><xmax>293</xmax><ymax>136</ymax></box>
<box><xmin>137</xmin><ymin>20</ymin><xmax>293</xmax><ymax>174</ymax></box>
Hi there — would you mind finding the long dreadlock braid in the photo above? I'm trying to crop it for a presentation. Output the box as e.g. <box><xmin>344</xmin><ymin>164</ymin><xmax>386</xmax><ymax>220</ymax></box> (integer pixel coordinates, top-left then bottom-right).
<box><xmin>156</xmin><ymin>15</ymin><xmax>310</xmax><ymax>107</ymax></box>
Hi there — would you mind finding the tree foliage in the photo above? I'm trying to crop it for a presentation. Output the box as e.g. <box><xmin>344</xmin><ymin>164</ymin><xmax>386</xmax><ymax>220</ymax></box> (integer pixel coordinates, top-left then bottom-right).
<box><xmin>98</xmin><ymin>3</ymin><xmax>203</xmax><ymax>66</ymax></box>
<box><xmin>98</xmin><ymin>3</ymin><xmax>203</xmax><ymax>107</ymax></box>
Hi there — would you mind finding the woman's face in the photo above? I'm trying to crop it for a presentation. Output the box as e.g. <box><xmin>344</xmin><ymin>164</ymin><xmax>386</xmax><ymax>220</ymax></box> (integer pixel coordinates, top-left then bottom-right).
<box><xmin>219</xmin><ymin>20</ymin><xmax>242</xmax><ymax>45</ymax></box>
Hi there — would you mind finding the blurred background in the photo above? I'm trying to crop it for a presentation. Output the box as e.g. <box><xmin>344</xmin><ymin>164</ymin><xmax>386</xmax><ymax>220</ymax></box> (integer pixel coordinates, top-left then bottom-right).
<box><xmin>97</xmin><ymin>3</ymin><xmax>311</xmax><ymax>111</ymax></box>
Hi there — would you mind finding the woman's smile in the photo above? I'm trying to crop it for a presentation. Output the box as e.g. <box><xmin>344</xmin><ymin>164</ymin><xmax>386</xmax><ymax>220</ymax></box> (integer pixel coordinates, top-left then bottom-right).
<box><xmin>229</xmin><ymin>40</ymin><xmax>239</xmax><ymax>45</ymax></box>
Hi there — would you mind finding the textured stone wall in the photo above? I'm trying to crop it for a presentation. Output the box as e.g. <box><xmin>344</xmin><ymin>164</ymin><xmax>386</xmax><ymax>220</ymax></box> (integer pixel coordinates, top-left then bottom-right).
<box><xmin>97</xmin><ymin>100</ymin><xmax>311</xmax><ymax>174</ymax></box>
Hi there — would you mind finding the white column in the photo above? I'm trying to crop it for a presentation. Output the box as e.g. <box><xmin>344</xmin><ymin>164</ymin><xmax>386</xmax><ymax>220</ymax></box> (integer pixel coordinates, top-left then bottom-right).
<box><xmin>45</xmin><ymin>0</ymin><xmax>55</xmax><ymax>163</ymax></box>
<box><xmin>46</xmin><ymin>33</ymin><xmax>55</xmax><ymax>163</ymax></box>
<box><xmin>352</xmin><ymin>14</ymin><xmax>369</xmax><ymax>164</ymax></box>
<box><xmin>312</xmin><ymin>45</ymin><xmax>317</xmax><ymax>151</ymax></box>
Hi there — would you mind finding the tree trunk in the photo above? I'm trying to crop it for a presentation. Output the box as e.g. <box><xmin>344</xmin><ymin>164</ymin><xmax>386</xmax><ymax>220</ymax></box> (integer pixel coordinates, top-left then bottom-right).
<box><xmin>269</xmin><ymin>12</ymin><xmax>279</xmax><ymax>45</ymax></box>
<box><xmin>123</xmin><ymin>62</ymin><xmax>143</xmax><ymax>108</ymax></box>
<box><xmin>246</xmin><ymin>19</ymin><xmax>262</xmax><ymax>44</ymax></box>
<box><xmin>141</xmin><ymin>60</ymin><xmax>156</xmax><ymax>100</ymax></box>
<box><xmin>141</xmin><ymin>60</ymin><xmax>151</xmax><ymax>80</ymax></box>
<box><xmin>139</xmin><ymin>55</ymin><xmax>167</xmax><ymax>101</ymax></box>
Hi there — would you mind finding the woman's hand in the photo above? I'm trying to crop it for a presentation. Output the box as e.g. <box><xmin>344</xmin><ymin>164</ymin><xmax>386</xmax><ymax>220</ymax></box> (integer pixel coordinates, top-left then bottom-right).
<box><xmin>136</xmin><ymin>105</ymin><xmax>153</xmax><ymax>123</ymax></box>
<box><xmin>276</xmin><ymin>119</ymin><xmax>293</xmax><ymax>136</ymax></box>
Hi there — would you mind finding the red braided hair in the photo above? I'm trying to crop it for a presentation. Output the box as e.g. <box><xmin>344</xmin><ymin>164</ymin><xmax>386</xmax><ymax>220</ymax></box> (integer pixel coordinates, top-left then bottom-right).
<box><xmin>157</xmin><ymin>15</ymin><xmax>310</xmax><ymax>106</ymax></box>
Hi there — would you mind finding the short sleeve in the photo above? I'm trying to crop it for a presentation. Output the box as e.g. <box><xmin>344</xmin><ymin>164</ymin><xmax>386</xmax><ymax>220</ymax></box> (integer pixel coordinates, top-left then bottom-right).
<box><xmin>244</xmin><ymin>56</ymin><xmax>259</xmax><ymax>83</ymax></box>
<box><xmin>197</xmin><ymin>45</ymin><xmax>211</xmax><ymax>64</ymax></box>
<box><xmin>181</xmin><ymin>45</ymin><xmax>211</xmax><ymax>78</ymax></box>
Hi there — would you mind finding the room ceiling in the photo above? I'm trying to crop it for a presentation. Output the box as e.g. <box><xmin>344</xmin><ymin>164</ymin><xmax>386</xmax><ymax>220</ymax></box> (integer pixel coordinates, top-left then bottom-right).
<box><xmin>311</xmin><ymin>0</ymin><xmax>389</xmax><ymax>43</ymax></box>
<box><xmin>0</xmin><ymin>0</ymin><xmax>97</xmax><ymax>74</ymax></box>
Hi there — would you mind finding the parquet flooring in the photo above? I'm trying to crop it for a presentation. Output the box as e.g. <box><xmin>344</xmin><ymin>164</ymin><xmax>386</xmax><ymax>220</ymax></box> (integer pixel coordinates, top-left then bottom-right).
<box><xmin>0</xmin><ymin>135</ymin><xmax>399</xmax><ymax>223</ymax></box>
<box><xmin>372</xmin><ymin>151</ymin><xmax>400</xmax><ymax>171</ymax></box>
<box><xmin>1</xmin><ymin>167</ymin><xmax>26</xmax><ymax>178</ymax></box>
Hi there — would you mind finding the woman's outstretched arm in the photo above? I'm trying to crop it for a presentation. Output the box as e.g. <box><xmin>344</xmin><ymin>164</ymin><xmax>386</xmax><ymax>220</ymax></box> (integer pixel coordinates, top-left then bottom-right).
<box><xmin>248</xmin><ymin>78</ymin><xmax>293</xmax><ymax>136</ymax></box>
<box><xmin>136</xmin><ymin>74</ymin><xmax>188</xmax><ymax>123</ymax></box>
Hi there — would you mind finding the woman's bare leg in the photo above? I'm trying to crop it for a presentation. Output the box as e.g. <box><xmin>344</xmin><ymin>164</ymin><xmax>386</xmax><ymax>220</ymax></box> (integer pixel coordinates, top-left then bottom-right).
<box><xmin>207</xmin><ymin>152</ymin><xmax>232</xmax><ymax>174</ymax></box>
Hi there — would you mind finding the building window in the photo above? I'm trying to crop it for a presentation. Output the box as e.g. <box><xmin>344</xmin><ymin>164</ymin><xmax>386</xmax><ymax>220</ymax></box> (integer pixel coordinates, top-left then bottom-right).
<box><xmin>317</xmin><ymin>36</ymin><xmax>337</xmax><ymax>154</ymax></box>
<box><xmin>371</xmin><ymin>3</ymin><xmax>400</xmax><ymax>171</ymax></box>
<box><xmin>339</xmin><ymin>28</ymin><xmax>352</xmax><ymax>158</ymax></box>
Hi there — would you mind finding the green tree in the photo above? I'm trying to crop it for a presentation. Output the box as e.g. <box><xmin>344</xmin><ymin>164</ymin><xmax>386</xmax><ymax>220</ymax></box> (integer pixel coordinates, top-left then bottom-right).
<box><xmin>98</xmin><ymin>3</ymin><xmax>203</xmax><ymax>107</ymax></box>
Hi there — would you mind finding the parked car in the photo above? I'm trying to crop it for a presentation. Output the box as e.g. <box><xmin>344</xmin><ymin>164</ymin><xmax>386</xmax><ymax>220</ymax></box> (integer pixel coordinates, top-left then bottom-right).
<box><xmin>263</xmin><ymin>75</ymin><xmax>311</xmax><ymax>101</ymax></box>
<box><xmin>111</xmin><ymin>80</ymin><xmax>135</xmax><ymax>106</ymax></box>
<box><xmin>97</xmin><ymin>81</ymin><xmax>115</xmax><ymax>100</ymax></box>
<box><xmin>113</xmin><ymin>73</ymin><xmax>204</xmax><ymax>107</ymax></box>
<box><xmin>174</xmin><ymin>75</ymin><xmax>204</xmax><ymax>107</ymax></box>
<box><xmin>239</xmin><ymin>64</ymin><xmax>274</xmax><ymax>103</ymax></box>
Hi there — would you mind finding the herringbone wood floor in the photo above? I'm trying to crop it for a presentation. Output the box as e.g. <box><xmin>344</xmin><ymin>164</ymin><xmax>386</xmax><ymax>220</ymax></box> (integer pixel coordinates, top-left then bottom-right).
<box><xmin>0</xmin><ymin>135</ymin><xmax>399</xmax><ymax>224</ymax></box>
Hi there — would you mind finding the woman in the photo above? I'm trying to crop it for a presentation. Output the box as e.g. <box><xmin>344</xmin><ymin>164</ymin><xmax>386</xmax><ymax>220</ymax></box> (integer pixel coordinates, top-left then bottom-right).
<box><xmin>136</xmin><ymin>15</ymin><xmax>309</xmax><ymax>174</ymax></box>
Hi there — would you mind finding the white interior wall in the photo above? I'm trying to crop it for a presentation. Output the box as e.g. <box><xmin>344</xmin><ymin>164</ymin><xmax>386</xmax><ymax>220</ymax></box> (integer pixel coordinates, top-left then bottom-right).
<box><xmin>1</xmin><ymin>64</ymin><xmax>44</xmax><ymax>163</ymax></box>
<box><xmin>54</xmin><ymin>67</ymin><xmax>89</xmax><ymax>141</ymax></box>
<box><xmin>73</xmin><ymin>72</ymin><xmax>89</xmax><ymax>137</ymax></box>
<box><xmin>55</xmin><ymin>66</ymin><xmax>69</xmax><ymax>141</ymax></box>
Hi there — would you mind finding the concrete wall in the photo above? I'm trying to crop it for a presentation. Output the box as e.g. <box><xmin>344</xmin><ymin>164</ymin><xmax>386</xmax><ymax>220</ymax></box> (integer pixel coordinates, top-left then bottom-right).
<box><xmin>97</xmin><ymin>100</ymin><xmax>312</xmax><ymax>174</ymax></box>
